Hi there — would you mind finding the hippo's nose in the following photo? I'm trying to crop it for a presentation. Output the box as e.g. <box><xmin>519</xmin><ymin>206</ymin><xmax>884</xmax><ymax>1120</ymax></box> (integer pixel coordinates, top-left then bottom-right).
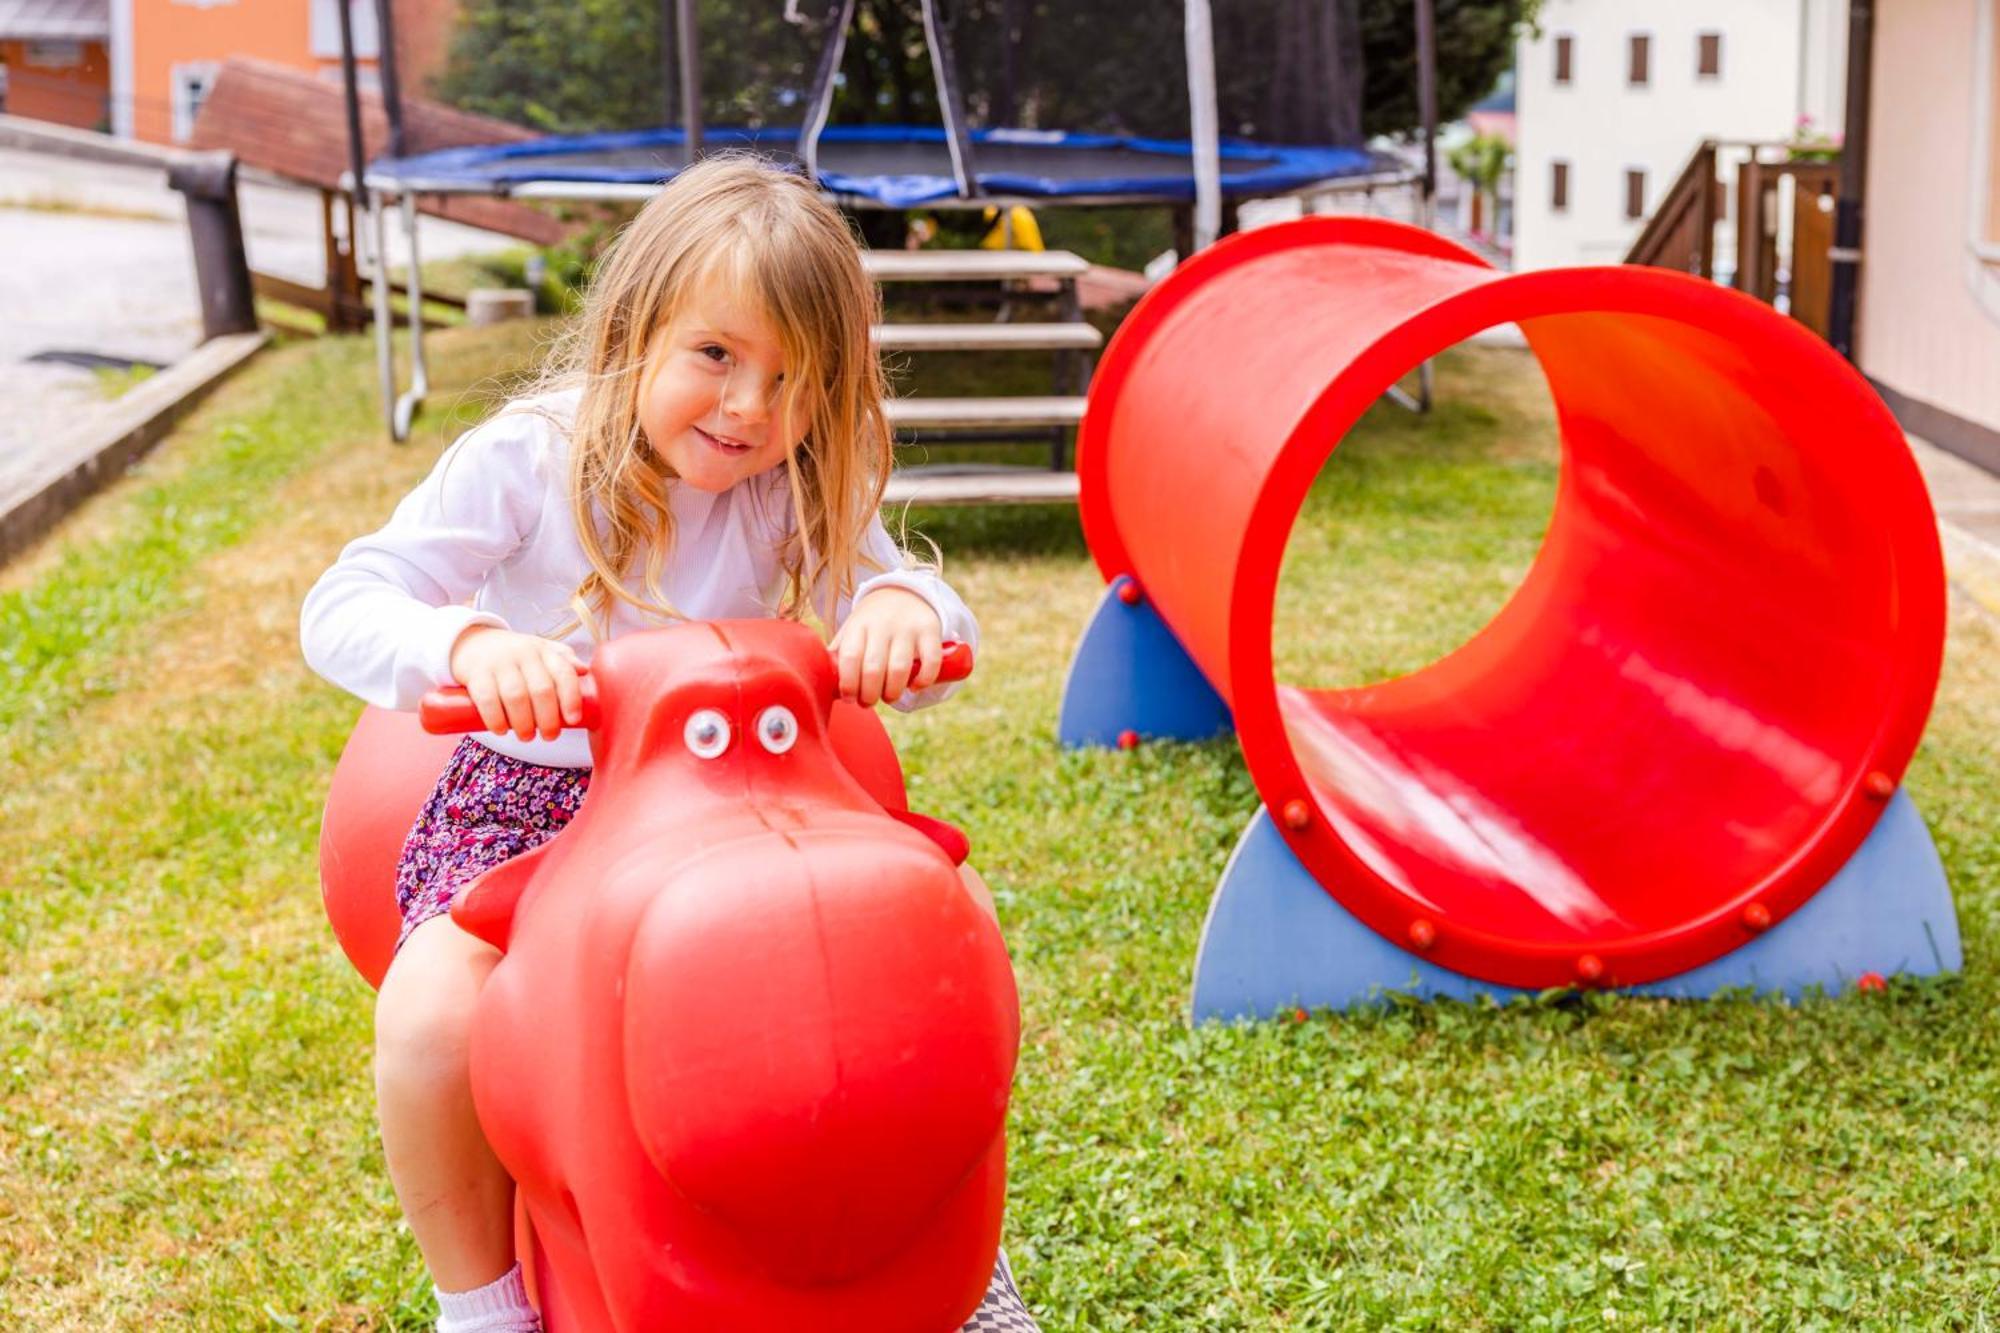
<box><xmin>620</xmin><ymin>828</ymin><xmax>1019</xmax><ymax>1284</ymax></box>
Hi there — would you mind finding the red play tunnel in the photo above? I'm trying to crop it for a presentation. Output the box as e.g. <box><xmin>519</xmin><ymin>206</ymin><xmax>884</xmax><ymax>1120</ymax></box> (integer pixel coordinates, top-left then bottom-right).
<box><xmin>1079</xmin><ymin>218</ymin><xmax>1945</xmax><ymax>989</ymax></box>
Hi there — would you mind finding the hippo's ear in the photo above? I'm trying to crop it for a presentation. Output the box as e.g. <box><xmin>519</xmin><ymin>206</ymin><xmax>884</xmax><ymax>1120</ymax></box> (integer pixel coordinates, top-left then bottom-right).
<box><xmin>450</xmin><ymin>841</ymin><xmax>554</xmax><ymax>953</ymax></box>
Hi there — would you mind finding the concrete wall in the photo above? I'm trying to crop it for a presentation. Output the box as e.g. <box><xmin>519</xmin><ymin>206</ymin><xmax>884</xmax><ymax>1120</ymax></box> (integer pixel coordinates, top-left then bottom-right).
<box><xmin>1860</xmin><ymin>0</ymin><xmax>2000</xmax><ymax>439</ymax></box>
<box><xmin>1515</xmin><ymin>0</ymin><xmax>1847</xmax><ymax>270</ymax></box>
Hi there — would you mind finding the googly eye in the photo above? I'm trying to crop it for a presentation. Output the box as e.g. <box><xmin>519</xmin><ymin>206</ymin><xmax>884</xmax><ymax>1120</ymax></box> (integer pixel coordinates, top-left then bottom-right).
<box><xmin>683</xmin><ymin>708</ymin><xmax>731</xmax><ymax>760</ymax></box>
<box><xmin>756</xmin><ymin>705</ymin><xmax>799</xmax><ymax>755</ymax></box>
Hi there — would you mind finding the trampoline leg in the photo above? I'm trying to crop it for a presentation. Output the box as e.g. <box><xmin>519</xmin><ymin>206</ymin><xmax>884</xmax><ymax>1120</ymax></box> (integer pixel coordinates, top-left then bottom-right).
<box><xmin>1190</xmin><ymin>790</ymin><xmax>1959</xmax><ymax>1023</ymax></box>
<box><xmin>366</xmin><ymin>189</ymin><xmax>402</xmax><ymax>442</ymax></box>
<box><xmin>1058</xmin><ymin>577</ymin><xmax>1231</xmax><ymax>748</ymax></box>
<box><xmin>393</xmin><ymin>192</ymin><xmax>429</xmax><ymax>440</ymax></box>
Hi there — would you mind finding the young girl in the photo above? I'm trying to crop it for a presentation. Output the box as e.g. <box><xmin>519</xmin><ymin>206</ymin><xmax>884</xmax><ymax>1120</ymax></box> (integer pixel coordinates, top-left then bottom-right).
<box><xmin>300</xmin><ymin>157</ymin><xmax>1035</xmax><ymax>1333</ymax></box>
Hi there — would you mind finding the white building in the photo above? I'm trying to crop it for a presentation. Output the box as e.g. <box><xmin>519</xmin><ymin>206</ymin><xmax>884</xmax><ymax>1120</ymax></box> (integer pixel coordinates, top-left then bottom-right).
<box><xmin>1513</xmin><ymin>0</ymin><xmax>1849</xmax><ymax>271</ymax></box>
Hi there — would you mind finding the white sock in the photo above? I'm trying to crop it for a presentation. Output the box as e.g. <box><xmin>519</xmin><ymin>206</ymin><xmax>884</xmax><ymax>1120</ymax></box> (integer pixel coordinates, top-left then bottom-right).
<box><xmin>434</xmin><ymin>1261</ymin><xmax>541</xmax><ymax>1333</ymax></box>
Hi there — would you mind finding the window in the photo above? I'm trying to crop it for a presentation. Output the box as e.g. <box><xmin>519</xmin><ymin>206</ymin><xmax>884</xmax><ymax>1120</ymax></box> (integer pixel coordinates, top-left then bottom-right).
<box><xmin>309</xmin><ymin>0</ymin><xmax>380</xmax><ymax>59</ymax></box>
<box><xmin>1624</xmin><ymin>169</ymin><xmax>1648</xmax><ymax>220</ymax></box>
<box><xmin>1629</xmin><ymin>34</ymin><xmax>1651</xmax><ymax>87</ymax></box>
<box><xmin>1554</xmin><ymin>35</ymin><xmax>1573</xmax><ymax>85</ymax></box>
<box><xmin>1552</xmin><ymin>161</ymin><xmax>1570</xmax><ymax>212</ymax></box>
<box><xmin>1697</xmin><ymin>32</ymin><xmax>1723</xmax><ymax>79</ymax></box>
<box><xmin>170</xmin><ymin>61</ymin><xmax>219</xmax><ymax>143</ymax></box>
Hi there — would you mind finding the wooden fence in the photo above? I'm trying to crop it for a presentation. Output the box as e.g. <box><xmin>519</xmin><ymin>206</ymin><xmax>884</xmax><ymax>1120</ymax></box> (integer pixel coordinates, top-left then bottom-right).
<box><xmin>1625</xmin><ymin>140</ymin><xmax>1841</xmax><ymax>340</ymax></box>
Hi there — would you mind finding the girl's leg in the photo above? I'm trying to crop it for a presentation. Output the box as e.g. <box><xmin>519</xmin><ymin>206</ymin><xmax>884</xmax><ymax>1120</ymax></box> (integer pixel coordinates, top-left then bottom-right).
<box><xmin>959</xmin><ymin>863</ymin><xmax>998</xmax><ymax>925</ymax></box>
<box><xmin>952</xmin><ymin>868</ymin><xmax>1042</xmax><ymax>1327</ymax></box>
<box><xmin>374</xmin><ymin>915</ymin><xmax>516</xmax><ymax>1293</ymax></box>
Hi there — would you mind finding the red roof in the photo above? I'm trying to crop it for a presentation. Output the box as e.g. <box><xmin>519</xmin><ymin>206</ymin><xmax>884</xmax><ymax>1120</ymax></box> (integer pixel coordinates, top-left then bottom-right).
<box><xmin>190</xmin><ymin>57</ymin><xmax>572</xmax><ymax>246</ymax></box>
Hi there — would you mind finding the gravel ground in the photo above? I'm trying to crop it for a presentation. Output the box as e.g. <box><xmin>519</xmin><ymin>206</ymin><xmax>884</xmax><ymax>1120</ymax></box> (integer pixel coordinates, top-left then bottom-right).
<box><xmin>0</xmin><ymin>146</ymin><xmax>517</xmax><ymax>496</ymax></box>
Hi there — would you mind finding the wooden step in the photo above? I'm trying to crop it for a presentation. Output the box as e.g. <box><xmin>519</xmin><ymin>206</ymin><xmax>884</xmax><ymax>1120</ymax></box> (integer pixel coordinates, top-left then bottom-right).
<box><xmin>886</xmin><ymin>396</ymin><xmax>1087</xmax><ymax>430</ymax></box>
<box><xmin>874</xmin><ymin>322</ymin><xmax>1102</xmax><ymax>352</ymax></box>
<box><xmin>863</xmin><ymin>249</ymin><xmax>1090</xmax><ymax>283</ymax></box>
<box><xmin>884</xmin><ymin>468</ymin><xmax>1081</xmax><ymax>506</ymax></box>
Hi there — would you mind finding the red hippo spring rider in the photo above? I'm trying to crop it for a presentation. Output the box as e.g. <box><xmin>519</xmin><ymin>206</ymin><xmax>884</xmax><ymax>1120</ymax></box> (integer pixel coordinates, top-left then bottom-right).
<box><xmin>318</xmin><ymin>619</ymin><xmax>1020</xmax><ymax>1331</ymax></box>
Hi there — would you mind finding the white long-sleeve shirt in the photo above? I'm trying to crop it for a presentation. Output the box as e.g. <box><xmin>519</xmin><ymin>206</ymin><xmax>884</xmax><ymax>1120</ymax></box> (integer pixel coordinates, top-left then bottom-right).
<box><xmin>299</xmin><ymin>389</ymin><xmax>977</xmax><ymax>769</ymax></box>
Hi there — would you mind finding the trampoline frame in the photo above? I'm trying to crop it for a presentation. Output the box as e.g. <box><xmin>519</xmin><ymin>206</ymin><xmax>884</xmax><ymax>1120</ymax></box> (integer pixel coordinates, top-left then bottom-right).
<box><xmin>355</xmin><ymin>163</ymin><xmax>1424</xmax><ymax>443</ymax></box>
<box><xmin>341</xmin><ymin>0</ymin><xmax>1441</xmax><ymax>442</ymax></box>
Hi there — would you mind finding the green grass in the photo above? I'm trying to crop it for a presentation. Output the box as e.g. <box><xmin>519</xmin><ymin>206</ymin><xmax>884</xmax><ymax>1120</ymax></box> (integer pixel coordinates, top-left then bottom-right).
<box><xmin>0</xmin><ymin>196</ymin><xmax>176</xmax><ymax>224</ymax></box>
<box><xmin>2</xmin><ymin>327</ymin><xmax>1998</xmax><ymax>1328</ymax></box>
<box><xmin>90</xmin><ymin>363</ymin><xmax>158</xmax><ymax>400</ymax></box>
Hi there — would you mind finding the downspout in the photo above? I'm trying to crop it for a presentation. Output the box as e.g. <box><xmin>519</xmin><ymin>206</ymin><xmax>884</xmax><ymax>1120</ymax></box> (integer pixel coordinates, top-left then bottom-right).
<box><xmin>373</xmin><ymin>0</ymin><xmax>406</xmax><ymax>159</ymax></box>
<box><xmin>1797</xmin><ymin>0</ymin><xmax>1809</xmax><ymax>126</ymax></box>
<box><xmin>109</xmin><ymin>0</ymin><xmax>133</xmax><ymax>138</ymax></box>
<box><xmin>1827</xmin><ymin>0</ymin><xmax>1873</xmax><ymax>362</ymax></box>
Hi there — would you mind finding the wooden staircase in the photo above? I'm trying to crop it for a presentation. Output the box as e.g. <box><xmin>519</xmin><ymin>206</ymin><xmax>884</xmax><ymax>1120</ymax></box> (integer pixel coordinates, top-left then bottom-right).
<box><xmin>860</xmin><ymin>249</ymin><xmax>1099</xmax><ymax>507</ymax></box>
<box><xmin>1626</xmin><ymin>139</ymin><xmax>1842</xmax><ymax>339</ymax></box>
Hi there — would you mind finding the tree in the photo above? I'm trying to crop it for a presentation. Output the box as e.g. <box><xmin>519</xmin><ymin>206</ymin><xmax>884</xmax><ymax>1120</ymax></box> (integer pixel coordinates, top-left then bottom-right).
<box><xmin>435</xmin><ymin>0</ymin><xmax>1538</xmax><ymax>146</ymax></box>
<box><xmin>1356</xmin><ymin>0</ymin><xmax>1538</xmax><ymax>140</ymax></box>
<box><xmin>1446</xmin><ymin>130</ymin><xmax>1511</xmax><ymax>234</ymax></box>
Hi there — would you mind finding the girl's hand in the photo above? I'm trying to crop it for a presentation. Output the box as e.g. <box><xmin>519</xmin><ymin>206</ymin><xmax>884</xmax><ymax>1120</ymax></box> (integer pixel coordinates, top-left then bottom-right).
<box><xmin>832</xmin><ymin>587</ymin><xmax>944</xmax><ymax>707</ymax></box>
<box><xmin>447</xmin><ymin>626</ymin><xmax>586</xmax><ymax>740</ymax></box>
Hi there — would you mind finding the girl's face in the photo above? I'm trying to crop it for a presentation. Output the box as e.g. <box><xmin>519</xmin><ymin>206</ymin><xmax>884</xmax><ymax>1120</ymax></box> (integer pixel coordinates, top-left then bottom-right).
<box><xmin>638</xmin><ymin>287</ymin><xmax>807</xmax><ymax>493</ymax></box>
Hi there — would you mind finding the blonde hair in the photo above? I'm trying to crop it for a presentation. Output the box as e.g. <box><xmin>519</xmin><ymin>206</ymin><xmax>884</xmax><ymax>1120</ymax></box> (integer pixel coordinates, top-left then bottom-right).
<box><xmin>526</xmin><ymin>154</ymin><xmax>895</xmax><ymax>639</ymax></box>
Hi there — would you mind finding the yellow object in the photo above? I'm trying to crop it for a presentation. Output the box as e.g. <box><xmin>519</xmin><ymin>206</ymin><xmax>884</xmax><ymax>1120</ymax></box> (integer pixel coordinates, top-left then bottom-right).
<box><xmin>978</xmin><ymin>205</ymin><xmax>1044</xmax><ymax>251</ymax></box>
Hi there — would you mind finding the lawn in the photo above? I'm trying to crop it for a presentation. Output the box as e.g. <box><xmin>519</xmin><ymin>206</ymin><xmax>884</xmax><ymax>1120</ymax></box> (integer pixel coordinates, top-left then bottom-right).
<box><xmin>2</xmin><ymin>321</ymin><xmax>1997</xmax><ymax>1329</ymax></box>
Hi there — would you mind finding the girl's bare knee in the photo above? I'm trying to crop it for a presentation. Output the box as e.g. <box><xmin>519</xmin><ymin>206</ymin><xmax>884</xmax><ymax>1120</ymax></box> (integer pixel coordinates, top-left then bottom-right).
<box><xmin>374</xmin><ymin>918</ymin><xmax>500</xmax><ymax>1098</ymax></box>
<box><xmin>958</xmin><ymin>863</ymin><xmax>998</xmax><ymax>925</ymax></box>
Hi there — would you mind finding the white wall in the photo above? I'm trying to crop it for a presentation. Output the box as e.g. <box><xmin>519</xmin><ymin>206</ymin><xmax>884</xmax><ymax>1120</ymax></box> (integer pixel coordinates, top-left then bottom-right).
<box><xmin>1514</xmin><ymin>0</ymin><xmax>1847</xmax><ymax>271</ymax></box>
<box><xmin>1859</xmin><ymin>0</ymin><xmax>2000</xmax><ymax>436</ymax></box>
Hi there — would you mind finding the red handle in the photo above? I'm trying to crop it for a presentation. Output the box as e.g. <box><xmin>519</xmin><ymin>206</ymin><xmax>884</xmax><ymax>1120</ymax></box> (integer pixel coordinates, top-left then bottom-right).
<box><xmin>418</xmin><ymin>640</ymin><xmax>975</xmax><ymax>735</ymax></box>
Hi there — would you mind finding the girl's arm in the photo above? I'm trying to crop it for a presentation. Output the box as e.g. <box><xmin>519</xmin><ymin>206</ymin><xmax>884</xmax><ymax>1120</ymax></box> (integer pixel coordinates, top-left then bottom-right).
<box><xmin>299</xmin><ymin>409</ymin><xmax>554</xmax><ymax>711</ymax></box>
<box><xmin>825</xmin><ymin>514</ymin><xmax>979</xmax><ymax>712</ymax></box>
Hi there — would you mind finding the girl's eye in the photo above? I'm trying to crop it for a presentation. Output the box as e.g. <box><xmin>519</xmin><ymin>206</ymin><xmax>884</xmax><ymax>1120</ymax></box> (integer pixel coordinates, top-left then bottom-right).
<box><xmin>699</xmin><ymin>344</ymin><xmax>729</xmax><ymax>363</ymax></box>
<box><xmin>755</xmin><ymin>705</ymin><xmax>798</xmax><ymax>755</ymax></box>
<box><xmin>683</xmin><ymin>708</ymin><xmax>732</xmax><ymax>759</ymax></box>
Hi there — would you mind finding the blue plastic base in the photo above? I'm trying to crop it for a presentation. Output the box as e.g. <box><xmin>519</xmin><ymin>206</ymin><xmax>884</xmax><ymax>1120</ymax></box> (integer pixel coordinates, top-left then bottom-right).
<box><xmin>1190</xmin><ymin>790</ymin><xmax>1960</xmax><ymax>1021</ymax></box>
<box><xmin>1058</xmin><ymin>579</ymin><xmax>1232</xmax><ymax>748</ymax></box>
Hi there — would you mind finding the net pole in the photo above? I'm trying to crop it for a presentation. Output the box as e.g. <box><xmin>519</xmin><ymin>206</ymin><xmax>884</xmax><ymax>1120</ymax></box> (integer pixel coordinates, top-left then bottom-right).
<box><xmin>677</xmin><ymin>0</ymin><xmax>703</xmax><ymax>159</ymax></box>
<box><xmin>1184</xmin><ymin>0</ymin><xmax>1222</xmax><ymax>251</ymax></box>
<box><xmin>920</xmin><ymin>0</ymin><xmax>981</xmax><ymax>198</ymax></box>
<box><xmin>801</xmin><ymin>0</ymin><xmax>858</xmax><ymax>183</ymax></box>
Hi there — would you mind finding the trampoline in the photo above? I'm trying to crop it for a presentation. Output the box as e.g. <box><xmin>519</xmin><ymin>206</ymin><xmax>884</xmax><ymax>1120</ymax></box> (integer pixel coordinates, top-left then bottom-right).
<box><xmin>365</xmin><ymin>124</ymin><xmax>1390</xmax><ymax>209</ymax></box>
<box><xmin>346</xmin><ymin>0</ymin><xmax>1427</xmax><ymax>440</ymax></box>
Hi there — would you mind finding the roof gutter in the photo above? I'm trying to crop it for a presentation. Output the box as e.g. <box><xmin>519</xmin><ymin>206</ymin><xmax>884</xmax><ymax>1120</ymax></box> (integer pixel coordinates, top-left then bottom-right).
<box><xmin>1827</xmin><ymin>0</ymin><xmax>1873</xmax><ymax>362</ymax></box>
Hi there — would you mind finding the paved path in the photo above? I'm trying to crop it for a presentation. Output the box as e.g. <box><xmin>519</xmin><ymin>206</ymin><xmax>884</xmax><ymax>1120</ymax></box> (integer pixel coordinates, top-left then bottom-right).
<box><xmin>1910</xmin><ymin>435</ymin><xmax>2000</xmax><ymax>621</ymax></box>
<box><xmin>0</xmin><ymin>147</ymin><xmax>516</xmax><ymax>496</ymax></box>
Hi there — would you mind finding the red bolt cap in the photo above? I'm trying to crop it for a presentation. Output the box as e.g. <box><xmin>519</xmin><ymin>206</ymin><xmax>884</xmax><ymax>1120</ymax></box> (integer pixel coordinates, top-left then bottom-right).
<box><xmin>1856</xmin><ymin>971</ymin><xmax>1888</xmax><ymax>992</ymax></box>
<box><xmin>1279</xmin><ymin>798</ymin><xmax>1312</xmax><ymax>831</ymax></box>
<box><xmin>1116</xmin><ymin>579</ymin><xmax>1143</xmax><ymax>607</ymax></box>
<box><xmin>1407</xmin><ymin>918</ymin><xmax>1437</xmax><ymax>951</ymax></box>
<box><xmin>1575</xmin><ymin>954</ymin><xmax>1605</xmax><ymax>984</ymax></box>
<box><xmin>1116</xmin><ymin>729</ymin><xmax>1140</xmax><ymax>751</ymax></box>
<box><xmin>1741</xmin><ymin>903</ymin><xmax>1772</xmax><ymax>932</ymax></box>
<box><xmin>1863</xmin><ymin>770</ymin><xmax>1896</xmax><ymax>801</ymax></box>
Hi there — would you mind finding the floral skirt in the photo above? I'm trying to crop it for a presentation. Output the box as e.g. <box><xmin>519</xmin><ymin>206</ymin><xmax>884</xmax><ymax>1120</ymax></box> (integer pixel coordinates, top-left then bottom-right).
<box><xmin>392</xmin><ymin>737</ymin><xmax>591</xmax><ymax>951</ymax></box>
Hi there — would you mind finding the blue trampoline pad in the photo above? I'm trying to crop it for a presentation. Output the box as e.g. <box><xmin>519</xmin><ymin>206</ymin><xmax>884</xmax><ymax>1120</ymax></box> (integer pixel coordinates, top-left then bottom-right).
<box><xmin>366</xmin><ymin>124</ymin><xmax>1389</xmax><ymax>207</ymax></box>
